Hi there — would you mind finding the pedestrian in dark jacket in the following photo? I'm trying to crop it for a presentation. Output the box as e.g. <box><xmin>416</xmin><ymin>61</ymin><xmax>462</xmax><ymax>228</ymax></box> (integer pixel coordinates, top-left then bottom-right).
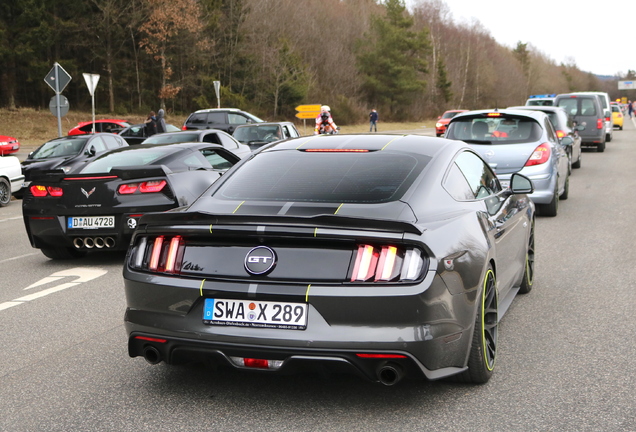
<box><xmin>369</xmin><ymin>109</ymin><xmax>378</xmax><ymax>132</ymax></box>
<box><xmin>145</xmin><ymin>111</ymin><xmax>158</xmax><ymax>136</ymax></box>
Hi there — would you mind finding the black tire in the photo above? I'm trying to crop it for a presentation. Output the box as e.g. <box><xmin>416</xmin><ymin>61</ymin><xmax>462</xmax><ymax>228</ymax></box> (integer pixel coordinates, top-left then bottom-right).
<box><xmin>606</xmin><ymin>133</ymin><xmax>612</xmax><ymax>143</ymax></box>
<box><xmin>572</xmin><ymin>153</ymin><xmax>581</xmax><ymax>169</ymax></box>
<box><xmin>40</xmin><ymin>247</ymin><xmax>87</xmax><ymax>260</ymax></box>
<box><xmin>619</xmin><ymin>125</ymin><xmax>623</xmax><ymax>130</ymax></box>
<box><xmin>0</xmin><ymin>177</ymin><xmax>10</xmax><ymax>207</ymax></box>
<box><xmin>560</xmin><ymin>175</ymin><xmax>569</xmax><ymax>200</ymax></box>
<box><xmin>455</xmin><ymin>266</ymin><xmax>498</xmax><ymax>384</ymax></box>
<box><xmin>519</xmin><ymin>221</ymin><xmax>534</xmax><ymax>294</ymax></box>
<box><xmin>597</xmin><ymin>141</ymin><xmax>605</xmax><ymax>152</ymax></box>
<box><xmin>538</xmin><ymin>183</ymin><xmax>559</xmax><ymax>217</ymax></box>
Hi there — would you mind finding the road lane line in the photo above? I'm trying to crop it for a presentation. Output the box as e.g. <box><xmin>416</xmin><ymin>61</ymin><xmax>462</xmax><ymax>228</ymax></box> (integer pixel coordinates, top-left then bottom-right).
<box><xmin>15</xmin><ymin>282</ymin><xmax>80</xmax><ymax>301</ymax></box>
<box><xmin>0</xmin><ymin>302</ymin><xmax>23</xmax><ymax>311</ymax></box>
<box><xmin>0</xmin><ymin>253</ymin><xmax>38</xmax><ymax>264</ymax></box>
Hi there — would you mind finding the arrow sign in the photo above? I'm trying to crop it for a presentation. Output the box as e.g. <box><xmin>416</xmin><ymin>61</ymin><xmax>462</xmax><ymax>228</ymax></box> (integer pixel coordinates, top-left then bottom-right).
<box><xmin>295</xmin><ymin>111</ymin><xmax>320</xmax><ymax>119</ymax></box>
<box><xmin>44</xmin><ymin>62</ymin><xmax>72</xmax><ymax>94</ymax></box>
<box><xmin>296</xmin><ymin>104</ymin><xmax>321</xmax><ymax>112</ymax></box>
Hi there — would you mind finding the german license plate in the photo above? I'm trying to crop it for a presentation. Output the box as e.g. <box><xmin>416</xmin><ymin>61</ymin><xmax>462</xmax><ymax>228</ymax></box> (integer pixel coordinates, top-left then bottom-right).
<box><xmin>67</xmin><ymin>216</ymin><xmax>115</xmax><ymax>229</ymax></box>
<box><xmin>203</xmin><ymin>298</ymin><xmax>307</xmax><ymax>330</ymax></box>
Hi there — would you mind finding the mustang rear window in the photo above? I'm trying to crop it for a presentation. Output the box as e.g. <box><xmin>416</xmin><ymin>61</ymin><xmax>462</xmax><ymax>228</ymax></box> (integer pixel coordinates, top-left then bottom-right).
<box><xmin>81</xmin><ymin>147</ymin><xmax>177</xmax><ymax>173</ymax></box>
<box><xmin>31</xmin><ymin>138</ymin><xmax>88</xmax><ymax>159</ymax></box>
<box><xmin>216</xmin><ymin>151</ymin><xmax>428</xmax><ymax>203</ymax></box>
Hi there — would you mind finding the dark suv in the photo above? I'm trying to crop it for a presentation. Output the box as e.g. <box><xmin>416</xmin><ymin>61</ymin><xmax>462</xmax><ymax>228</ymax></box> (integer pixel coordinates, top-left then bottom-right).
<box><xmin>554</xmin><ymin>93</ymin><xmax>606</xmax><ymax>152</ymax></box>
<box><xmin>183</xmin><ymin>108</ymin><xmax>264</xmax><ymax>134</ymax></box>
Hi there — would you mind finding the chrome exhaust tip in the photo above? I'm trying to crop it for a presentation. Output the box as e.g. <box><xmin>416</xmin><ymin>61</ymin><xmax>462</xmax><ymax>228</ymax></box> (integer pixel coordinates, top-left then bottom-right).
<box><xmin>73</xmin><ymin>238</ymin><xmax>84</xmax><ymax>249</ymax></box>
<box><xmin>94</xmin><ymin>237</ymin><xmax>105</xmax><ymax>248</ymax></box>
<box><xmin>104</xmin><ymin>237</ymin><xmax>116</xmax><ymax>248</ymax></box>
<box><xmin>84</xmin><ymin>237</ymin><xmax>95</xmax><ymax>249</ymax></box>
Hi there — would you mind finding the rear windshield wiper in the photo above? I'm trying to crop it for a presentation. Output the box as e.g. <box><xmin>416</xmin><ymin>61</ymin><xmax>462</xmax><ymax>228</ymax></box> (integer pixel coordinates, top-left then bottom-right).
<box><xmin>462</xmin><ymin>139</ymin><xmax>492</xmax><ymax>144</ymax></box>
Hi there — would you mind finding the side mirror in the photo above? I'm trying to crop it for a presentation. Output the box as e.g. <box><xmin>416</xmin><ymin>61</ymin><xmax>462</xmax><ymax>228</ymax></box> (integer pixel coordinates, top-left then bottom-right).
<box><xmin>437</xmin><ymin>116</ymin><xmax>441</xmax><ymax>119</ymax></box>
<box><xmin>560</xmin><ymin>136</ymin><xmax>574</xmax><ymax>146</ymax></box>
<box><xmin>510</xmin><ymin>173</ymin><xmax>534</xmax><ymax>195</ymax></box>
<box><xmin>86</xmin><ymin>146</ymin><xmax>96</xmax><ymax>157</ymax></box>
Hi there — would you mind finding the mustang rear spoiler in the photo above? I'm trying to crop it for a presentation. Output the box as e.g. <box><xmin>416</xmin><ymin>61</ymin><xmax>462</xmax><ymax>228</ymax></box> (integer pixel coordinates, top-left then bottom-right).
<box><xmin>30</xmin><ymin>165</ymin><xmax>172</xmax><ymax>182</ymax></box>
<box><xmin>137</xmin><ymin>211</ymin><xmax>425</xmax><ymax>235</ymax></box>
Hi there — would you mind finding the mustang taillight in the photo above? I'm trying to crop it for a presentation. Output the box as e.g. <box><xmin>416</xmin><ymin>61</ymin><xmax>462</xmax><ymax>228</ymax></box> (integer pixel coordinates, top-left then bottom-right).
<box><xmin>118</xmin><ymin>180</ymin><xmax>167</xmax><ymax>195</ymax></box>
<box><xmin>525</xmin><ymin>143</ymin><xmax>551</xmax><ymax>166</ymax></box>
<box><xmin>30</xmin><ymin>185</ymin><xmax>63</xmax><ymax>197</ymax></box>
<box><xmin>350</xmin><ymin>244</ymin><xmax>424</xmax><ymax>282</ymax></box>
<box><xmin>131</xmin><ymin>235</ymin><xmax>185</xmax><ymax>274</ymax></box>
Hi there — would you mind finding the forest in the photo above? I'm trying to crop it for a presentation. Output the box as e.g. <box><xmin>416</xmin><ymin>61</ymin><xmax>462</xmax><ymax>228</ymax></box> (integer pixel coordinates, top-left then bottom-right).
<box><xmin>1</xmin><ymin>0</ymin><xmax>633</xmax><ymax>124</ymax></box>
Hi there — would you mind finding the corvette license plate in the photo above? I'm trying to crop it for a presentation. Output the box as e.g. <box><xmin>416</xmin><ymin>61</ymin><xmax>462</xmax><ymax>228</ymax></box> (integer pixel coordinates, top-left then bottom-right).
<box><xmin>203</xmin><ymin>298</ymin><xmax>307</xmax><ymax>330</ymax></box>
<box><xmin>67</xmin><ymin>216</ymin><xmax>115</xmax><ymax>229</ymax></box>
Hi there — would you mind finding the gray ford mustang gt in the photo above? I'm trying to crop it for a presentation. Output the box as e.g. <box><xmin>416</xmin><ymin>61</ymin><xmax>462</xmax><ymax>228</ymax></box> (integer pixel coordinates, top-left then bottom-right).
<box><xmin>123</xmin><ymin>133</ymin><xmax>535</xmax><ymax>385</ymax></box>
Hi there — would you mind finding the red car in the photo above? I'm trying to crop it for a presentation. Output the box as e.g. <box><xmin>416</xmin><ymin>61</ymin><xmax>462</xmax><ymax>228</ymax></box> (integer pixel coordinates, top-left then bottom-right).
<box><xmin>435</xmin><ymin>110</ymin><xmax>468</xmax><ymax>137</ymax></box>
<box><xmin>0</xmin><ymin>135</ymin><xmax>20</xmax><ymax>156</ymax></box>
<box><xmin>68</xmin><ymin>119</ymin><xmax>130</xmax><ymax>135</ymax></box>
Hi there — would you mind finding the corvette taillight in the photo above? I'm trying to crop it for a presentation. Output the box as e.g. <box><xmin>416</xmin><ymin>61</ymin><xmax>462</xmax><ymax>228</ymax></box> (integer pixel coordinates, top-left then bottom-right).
<box><xmin>525</xmin><ymin>143</ymin><xmax>551</xmax><ymax>166</ymax></box>
<box><xmin>350</xmin><ymin>244</ymin><xmax>424</xmax><ymax>282</ymax></box>
<box><xmin>118</xmin><ymin>180</ymin><xmax>167</xmax><ymax>195</ymax></box>
<box><xmin>30</xmin><ymin>185</ymin><xmax>63</xmax><ymax>197</ymax></box>
<box><xmin>132</xmin><ymin>235</ymin><xmax>184</xmax><ymax>274</ymax></box>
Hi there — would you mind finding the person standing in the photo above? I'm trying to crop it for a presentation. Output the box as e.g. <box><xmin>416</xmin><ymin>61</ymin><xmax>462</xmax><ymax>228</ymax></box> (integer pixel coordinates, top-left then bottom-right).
<box><xmin>157</xmin><ymin>109</ymin><xmax>167</xmax><ymax>134</ymax></box>
<box><xmin>144</xmin><ymin>111</ymin><xmax>158</xmax><ymax>136</ymax></box>
<box><xmin>369</xmin><ymin>109</ymin><xmax>378</xmax><ymax>132</ymax></box>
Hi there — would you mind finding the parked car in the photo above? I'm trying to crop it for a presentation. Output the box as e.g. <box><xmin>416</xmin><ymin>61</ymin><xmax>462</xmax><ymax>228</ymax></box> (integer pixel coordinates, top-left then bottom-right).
<box><xmin>525</xmin><ymin>94</ymin><xmax>556</xmax><ymax>106</ymax></box>
<box><xmin>434</xmin><ymin>110</ymin><xmax>468</xmax><ymax>137</ymax></box>
<box><xmin>233</xmin><ymin>121</ymin><xmax>301</xmax><ymax>150</ymax></box>
<box><xmin>17</xmin><ymin>133</ymin><xmax>128</xmax><ymax>198</ymax></box>
<box><xmin>182</xmin><ymin>108</ymin><xmax>264</xmax><ymax>134</ymax></box>
<box><xmin>141</xmin><ymin>130</ymin><xmax>251</xmax><ymax>158</ymax></box>
<box><xmin>123</xmin><ymin>134</ymin><xmax>536</xmax><ymax>385</ymax></box>
<box><xmin>0</xmin><ymin>156</ymin><xmax>24</xmax><ymax>206</ymax></box>
<box><xmin>508</xmin><ymin>105</ymin><xmax>583</xmax><ymax>170</ymax></box>
<box><xmin>0</xmin><ymin>134</ymin><xmax>20</xmax><ymax>156</ymax></box>
<box><xmin>446</xmin><ymin>109</ymin><xmax>571</xmax><ymax>216</ymax></box>
<box><xmin>611</xmin><ymin>104</ymin><xmax>624</xmax><ymax>130</ymax></box>
<box><xmin>118</xmin><ymin>123</ymin><xmax>181</xmax><ymax>145</ymax></box>
<box><xmin>68</xmin><ymin>119</ymin><xmax>130</xmax><ymax>135</ymax></box>
<box><xmin>22</xmin><ymin>142</ymin><xmax>241</xmax><ymax>259</ymax></box>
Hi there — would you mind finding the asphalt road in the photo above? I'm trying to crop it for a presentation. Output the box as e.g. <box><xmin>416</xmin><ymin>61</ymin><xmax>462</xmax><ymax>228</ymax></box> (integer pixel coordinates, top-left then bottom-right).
<box><xmin>1</xmin><ymin>125</ymin><xmax>635</xmax><ymax>432</ymax></box>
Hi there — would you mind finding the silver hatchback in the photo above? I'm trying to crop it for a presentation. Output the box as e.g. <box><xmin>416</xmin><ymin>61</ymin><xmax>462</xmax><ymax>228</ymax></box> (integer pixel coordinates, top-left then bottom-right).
<box><xmin>446</xmin><ymin>109</ymin><xmax>571</xmax><ymax>216</ymax></box>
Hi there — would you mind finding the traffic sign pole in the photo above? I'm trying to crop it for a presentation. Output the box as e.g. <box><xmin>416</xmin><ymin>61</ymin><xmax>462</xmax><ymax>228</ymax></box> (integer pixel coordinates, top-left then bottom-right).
<box><xmin>54</xmin><ymin>66</ymin><xmax>62</xmax><ymax>137</ymax></box>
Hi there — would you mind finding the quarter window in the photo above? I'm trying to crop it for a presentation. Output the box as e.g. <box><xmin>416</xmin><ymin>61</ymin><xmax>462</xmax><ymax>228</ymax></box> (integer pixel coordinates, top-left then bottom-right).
<box><xmin>454</xmin><ymin>151</ymin><xmax>500</xmax><ymax>199</ymax></box>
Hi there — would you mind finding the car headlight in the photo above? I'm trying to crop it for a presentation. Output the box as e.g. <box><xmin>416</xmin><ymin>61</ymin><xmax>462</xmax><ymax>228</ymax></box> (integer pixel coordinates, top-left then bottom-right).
<box><xmin>435</xmin><ymin>123</ymin><xmax>443</xmax><ymax>128</ymax></box>
<box><xmin>59</xmin><ymin>166</ymin><xmax>73</xmax><ymax>173</ymax></box>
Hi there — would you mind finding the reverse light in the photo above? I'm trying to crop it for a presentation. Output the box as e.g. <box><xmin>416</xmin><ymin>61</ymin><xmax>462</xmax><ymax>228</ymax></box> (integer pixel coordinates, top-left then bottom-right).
<box><xmin>351</xmin><ymin>244</ymin><xmax>425</xmax><ymax>282</ymax></box>
<box><xmin>525</xmin><ymin>143</ymin><xmax>551</xmax><ymax>166</ymax></box>
<box><xmin>229</xmin><ymin>356</ymin><xmax>284</xmax><ymax>369</ymax></box>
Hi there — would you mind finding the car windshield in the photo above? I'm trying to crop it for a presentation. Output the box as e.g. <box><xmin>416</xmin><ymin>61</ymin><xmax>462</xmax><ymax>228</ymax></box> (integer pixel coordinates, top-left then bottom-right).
<box><xmin>214</xmin><ymin>150</ymin><xmax>427</xmax><ymax>203</ymax></box>
<box><xmin>143</xmin><ymin>133</ymin><xmax>200</xmax><ymax>144</ymax></box>
<box><xmin>30</xmin><ymin>137</ymin><xmax>88</xmax><ymax>159</ymax></box>
<box><xmin>234</xmin><ymin>125</ymin><xmax>282</xmax><ymax>143</ymax></box>
<box><xmin>81</xmin><ymin>147</ymin><xmax>176</xmax><ymax>173</ymax></box>
<box><xmin>447</xmin><ymin>117</ymin><xmax>542</xmax><ymax>144</ymax></box>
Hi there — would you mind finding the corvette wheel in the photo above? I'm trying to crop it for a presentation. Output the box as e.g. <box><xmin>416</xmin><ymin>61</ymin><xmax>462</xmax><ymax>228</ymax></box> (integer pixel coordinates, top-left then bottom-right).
<box><xmin>519</xmin><ymin>221</ymin><xmax>534</xmax><ymax>294</ymax></box>
<box><xmin>0</xmin><ymin>178</ymin><xmax>10</xmax><ymax>206</ymax></box>
<box><xmin>456</xmin><ymin>266</ymin><xmax>498</xmax><ymax>384</ymax></box>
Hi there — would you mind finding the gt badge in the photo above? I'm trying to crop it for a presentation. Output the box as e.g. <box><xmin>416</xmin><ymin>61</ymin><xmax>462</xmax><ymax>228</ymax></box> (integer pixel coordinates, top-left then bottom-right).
<box><xmin>244</xmin><ymin>246</ymin><xmax>277</xmax><ymax>275</ymax></box>
<box><xmin>81</xmin><ymin>187</ymin><xmax>96</xmax><ymax>198</ymax></box>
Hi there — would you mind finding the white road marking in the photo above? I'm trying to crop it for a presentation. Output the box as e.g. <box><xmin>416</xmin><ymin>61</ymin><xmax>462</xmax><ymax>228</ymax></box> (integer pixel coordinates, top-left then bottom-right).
<box><xmin>0</xmin><ymin>253</ymin><xmax>38</xmax><ymax>264</ymax></box>
<box><xmin>0</xmin><ymin>267</ymin><xmax>107</xmax><ymax>313</ymax></box>
<box><xmin>0</xmin><ymin>216</ymin><xmax>22</xmax><ymax>223</ymax></box>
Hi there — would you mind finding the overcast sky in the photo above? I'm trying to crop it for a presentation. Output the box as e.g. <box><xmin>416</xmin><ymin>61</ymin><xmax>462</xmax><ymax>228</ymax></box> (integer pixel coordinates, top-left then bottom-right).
<box><xmin>414</xmin><ymin>1</ymin><xmax>631</xmax><ymax>77</ymax></box>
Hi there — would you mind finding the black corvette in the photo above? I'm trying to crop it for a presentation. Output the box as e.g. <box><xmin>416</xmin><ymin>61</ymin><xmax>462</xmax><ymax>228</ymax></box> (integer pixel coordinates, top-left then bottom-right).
<box><xmin>123</xmin><ymin>134</ymin><xmax>535</xmax><ymax>385</ymax></box>
<box><xmin>23</xmin><ymin>143</ymin><xmax>239</xmax><ymax>259</ymax></box>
